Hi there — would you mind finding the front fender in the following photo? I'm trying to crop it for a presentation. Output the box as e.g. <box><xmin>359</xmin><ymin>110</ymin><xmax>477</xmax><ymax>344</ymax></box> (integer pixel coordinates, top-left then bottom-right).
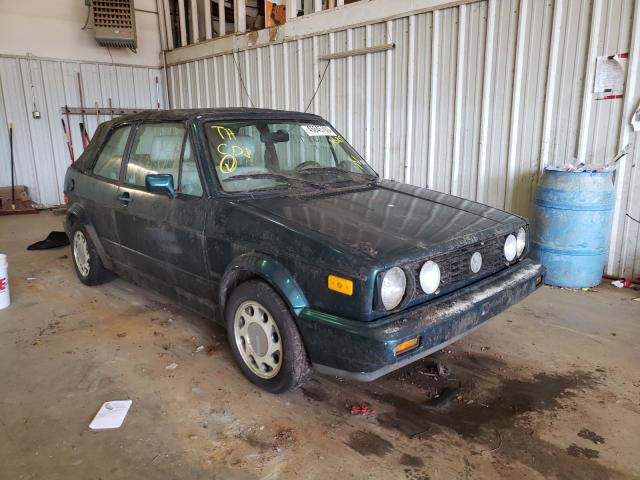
<box><xmin>64</xmin><ymin>203</ymin><xmax>113</xmax><ymax>270</ymax></box>
<box><xmin>219</xmin><ymin>252</ymin><xmax>309</xmax><ymax>317</ymax></box>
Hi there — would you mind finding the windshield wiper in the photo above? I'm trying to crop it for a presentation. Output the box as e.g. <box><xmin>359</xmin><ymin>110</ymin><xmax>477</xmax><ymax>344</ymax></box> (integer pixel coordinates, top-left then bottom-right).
<box><xmin>297</xmin><ymin>167</ymin><xmax>378</xmax><ymax>186</ymax></box>
<box><xmin>222</xmin><ymin>173</ymin><xmax>292</xmax><ymax>183</ymax></box>
<box><xmin>297</xmin><ymin>166</ymin><xmax>376</xmax><ymax>179</ymax></box>
<box><xmin>222</xmin><ymin>172</ymin><xmax>325</xmax><ymax>190</ymax></box>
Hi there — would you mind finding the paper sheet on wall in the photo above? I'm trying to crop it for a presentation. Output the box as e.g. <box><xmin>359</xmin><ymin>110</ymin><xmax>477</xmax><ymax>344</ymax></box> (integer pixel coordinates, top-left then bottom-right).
<box><xmin>632</xmin><ymin>101</ymin><xmax>640</xmax><ymax>132</ymax></box>
<box><xmin>594</xmin><ymin>55</ymin><xmax>626</xmax><ymax>95</ymax></box>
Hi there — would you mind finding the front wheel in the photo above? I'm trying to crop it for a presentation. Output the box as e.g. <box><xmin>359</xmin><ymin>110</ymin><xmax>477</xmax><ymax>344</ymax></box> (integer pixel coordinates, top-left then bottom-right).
<box><xmin>225</xmin><ymin>280</ymin><xmax>311</xmax><ymax>393</ymax></box>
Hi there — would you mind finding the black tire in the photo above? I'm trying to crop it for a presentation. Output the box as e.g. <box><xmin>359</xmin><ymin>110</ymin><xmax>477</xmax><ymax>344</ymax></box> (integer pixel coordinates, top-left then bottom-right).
<box><xmin>70</xmin><ymin>223</ymin><xmax>108</xmax><ymax>286</ymax></box>
<box><xmin>225</xmin><ymin>280</ymin><xmax>312</xmax><ymax>393</ymax></box>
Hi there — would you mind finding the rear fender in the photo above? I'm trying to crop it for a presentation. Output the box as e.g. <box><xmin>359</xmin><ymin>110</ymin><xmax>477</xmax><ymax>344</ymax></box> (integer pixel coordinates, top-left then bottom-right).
<box><xmin>219</xmin><ymin>252</ymin><xmax>308</xmax><ymax>317</ymax></box>
<box><xmin>64</xmin><ymin>203</ymin><xmax>113</xmax><ymax>270</ymax></box>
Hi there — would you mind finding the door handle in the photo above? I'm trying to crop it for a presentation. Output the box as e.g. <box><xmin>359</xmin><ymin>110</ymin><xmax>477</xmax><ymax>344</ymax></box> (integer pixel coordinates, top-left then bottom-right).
<box><xmin>118</xmin><ymin>191</ymin><xmax>132</xmax><ymax>206</ymax></box>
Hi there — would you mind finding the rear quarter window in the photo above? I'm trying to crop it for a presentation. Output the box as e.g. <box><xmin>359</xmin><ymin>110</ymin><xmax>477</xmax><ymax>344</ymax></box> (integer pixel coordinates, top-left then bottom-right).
<box><xmin>92</xmin><ymin>126</ymin><xmax>132</xmax><ymax>180</ymax></box>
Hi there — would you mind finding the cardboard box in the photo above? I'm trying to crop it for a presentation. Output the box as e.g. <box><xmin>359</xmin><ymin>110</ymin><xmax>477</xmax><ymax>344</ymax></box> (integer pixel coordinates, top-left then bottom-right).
<box><xmin>0</xmin><ymin>185</ymin><xmax>33</xmax><ymax>211</ymax></box>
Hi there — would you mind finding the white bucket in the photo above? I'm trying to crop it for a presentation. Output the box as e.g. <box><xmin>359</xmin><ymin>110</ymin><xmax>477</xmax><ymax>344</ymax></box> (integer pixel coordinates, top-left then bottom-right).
<box><xmin>0</xmin><ymin>254</ymin><xmax>10</xmax><ymax>310</ymax></box>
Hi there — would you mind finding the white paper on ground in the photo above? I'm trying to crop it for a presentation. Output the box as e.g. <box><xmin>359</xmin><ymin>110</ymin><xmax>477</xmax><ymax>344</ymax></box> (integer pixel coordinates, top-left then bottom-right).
<box><xmin>89</xmin><ymin>400</ymin><xmax>132</xmax><ymax>430</ymax></box>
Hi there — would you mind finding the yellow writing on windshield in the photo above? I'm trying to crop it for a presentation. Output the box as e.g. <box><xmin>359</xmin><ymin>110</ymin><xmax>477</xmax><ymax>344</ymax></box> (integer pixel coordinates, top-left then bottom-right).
<box><xmin>351</xmin><ymin>155</ymin><xmax>364</xmax><ymax>171</ymax></box>
<box><xmin>329</xmin><ymin>135</ymin><xmax>344</xmax><ymax>145</ymax></box>
<box><xmin>217</xmin><ymin>143</ymin><xmax>252</xmax><ymax>174</ymax></box>
<box><xmin>211</xmin><ymin>125</ymin><xmax>236</xmax><ymax>141</ymax></box>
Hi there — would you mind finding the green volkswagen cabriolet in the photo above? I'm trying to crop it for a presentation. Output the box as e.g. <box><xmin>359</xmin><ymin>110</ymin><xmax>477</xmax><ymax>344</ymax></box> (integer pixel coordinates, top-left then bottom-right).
<box><xmin>63</xmin><ymin>108</ymin><xmax>544</xmax><ymax>393</ymax></box>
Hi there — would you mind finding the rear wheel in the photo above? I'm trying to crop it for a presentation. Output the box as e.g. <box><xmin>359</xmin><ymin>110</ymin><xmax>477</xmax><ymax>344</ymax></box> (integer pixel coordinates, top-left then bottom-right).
<box><xmin>70</xmin><ymin>224</ymin><xmax>107</xmax><ymax>286</ymax></box>
<box><xmin>225</xmin><ymin>280</ymin><xmax>311</xmax><ymax>393</ymax></box>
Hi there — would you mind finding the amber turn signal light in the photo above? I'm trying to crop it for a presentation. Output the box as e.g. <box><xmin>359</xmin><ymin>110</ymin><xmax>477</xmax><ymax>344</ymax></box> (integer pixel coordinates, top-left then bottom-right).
<box><xmin>394</xmin><ymin>337</ymin><xmax>420</xmax><ymax>356</ymax></box>
<box><xmin>327</xmin><ymin>274</ymin><xmax>354</xmax><ymax>296</ymax></box>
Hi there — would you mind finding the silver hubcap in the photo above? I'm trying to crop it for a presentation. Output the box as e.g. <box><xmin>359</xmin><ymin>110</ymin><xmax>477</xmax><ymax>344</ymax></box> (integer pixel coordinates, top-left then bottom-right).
<box><xmin>233</xmin><ymin>300</ymin><xmax>282</xmax><ymax>379</ymax></box>
<box><xmin>73</xmin><ymin>230</ymin><xmax>90</xmax><ymax>277</ymax></box>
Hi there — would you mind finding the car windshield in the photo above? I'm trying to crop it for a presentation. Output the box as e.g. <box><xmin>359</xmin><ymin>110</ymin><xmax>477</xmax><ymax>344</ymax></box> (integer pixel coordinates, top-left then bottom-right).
<box><xmin>204</xmin><ymin>120</ymin><xmax>378</xmax><ymax>193</ymax></box>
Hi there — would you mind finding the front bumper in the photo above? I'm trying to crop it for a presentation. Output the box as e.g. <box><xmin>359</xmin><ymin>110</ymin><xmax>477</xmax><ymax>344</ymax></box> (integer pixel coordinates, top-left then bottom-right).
<box><xmin>297</xmin><ymin>259</ymin><xmax>545</xmax><ymax>381</ymax></box>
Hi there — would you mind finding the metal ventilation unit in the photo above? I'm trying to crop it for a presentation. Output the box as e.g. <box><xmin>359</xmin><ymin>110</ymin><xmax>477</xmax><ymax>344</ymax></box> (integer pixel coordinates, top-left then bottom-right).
<box><xmin>92</xmin><ymin>0</ymin><xmax>137</xmax><ymax>49</ymax></box>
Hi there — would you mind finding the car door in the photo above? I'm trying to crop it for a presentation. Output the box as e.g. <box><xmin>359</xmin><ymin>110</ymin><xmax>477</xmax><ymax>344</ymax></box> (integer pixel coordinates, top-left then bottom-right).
<box><xmin>80</xmin><ymin>124</ymin><xmax>133</xmax><ymax>262</ymax></box>
<box><xmin>169</xmin><ymin>135</ymin><xmax>214</xmax><ymax>309</ymax></box>
<box><xmin>114</xmin><ymin>122</ymin><xmax>211</xmax><ymax>305</ymax></box>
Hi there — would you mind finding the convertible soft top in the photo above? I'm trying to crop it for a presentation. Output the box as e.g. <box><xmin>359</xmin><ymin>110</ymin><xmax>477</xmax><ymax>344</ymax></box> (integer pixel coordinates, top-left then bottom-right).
<box><xmin>72</xmin><ymin>108</ymin><xmax>324</xmax><ymax>173</ymax></box>
<box><xmin>108</xmin><ymin>107</ymin><xmax>323</xmax><ymax>125</ymax></box>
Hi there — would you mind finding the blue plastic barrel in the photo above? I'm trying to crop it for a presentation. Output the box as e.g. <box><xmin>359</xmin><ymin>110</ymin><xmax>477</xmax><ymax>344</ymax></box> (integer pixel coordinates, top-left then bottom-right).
<box><xmin>531</xmin><ymin>169</ymin><xmax>614</xmax><ymax>288</ymax></box>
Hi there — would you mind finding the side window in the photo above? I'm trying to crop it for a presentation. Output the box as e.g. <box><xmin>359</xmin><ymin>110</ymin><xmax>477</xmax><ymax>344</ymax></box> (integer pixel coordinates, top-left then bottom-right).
<box><xmin>125</xmin><ymin>123</ymin><xmax>185</xmax><ymax>187</ymax></box>
<box><xmin>92</xmin><ymin>126</ymin><xmax>131</xmax><ymax>180</ymax></box>
<box><xmin>180</xmin><ymin>140</ymin><xmax>204</xmax><ymax>197</ymax></box>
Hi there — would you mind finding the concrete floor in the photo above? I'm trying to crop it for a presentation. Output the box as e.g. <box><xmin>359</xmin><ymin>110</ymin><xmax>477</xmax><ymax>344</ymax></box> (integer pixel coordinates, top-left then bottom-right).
<box><xmin>1</xmin><ymin>212</ymin><xmax>639</xmax><ymax>480</ymax></box>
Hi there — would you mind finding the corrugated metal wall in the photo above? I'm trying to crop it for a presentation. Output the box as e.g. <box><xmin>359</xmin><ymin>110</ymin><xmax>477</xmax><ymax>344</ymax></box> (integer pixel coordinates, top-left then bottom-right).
<box><xmin>166</xmin><ymin>0</ymin><xmax>640</xmax><ymax>278</ymax></box>
<box><xmin>0</xmin><ymin>56</ymin><xmax>164</xmax><ymax>206</ymax></box>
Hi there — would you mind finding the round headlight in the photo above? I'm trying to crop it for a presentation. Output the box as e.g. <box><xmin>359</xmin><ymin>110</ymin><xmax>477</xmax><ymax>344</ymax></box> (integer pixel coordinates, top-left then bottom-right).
<box><xmin>516</xmin><ymin>227</ymin><xmax>526</xmax><ymax>257</ymax></box>
<box><xmin>380</xmin><ymin>267</ymin><xmax>406</xmax><ymax>310</ymax></box>
<box><xmin>504</xmin><ymin>234</ymin><xmax>517</xmax><ymax>262</ymax></box>
<box><xmin>419</xmin><ymin>261</ymin><xmax>440</xmax><ymax>294</ymax></box>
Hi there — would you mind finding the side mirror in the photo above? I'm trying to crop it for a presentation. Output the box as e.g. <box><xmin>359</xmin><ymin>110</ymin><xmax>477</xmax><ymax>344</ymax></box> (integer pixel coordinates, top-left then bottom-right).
<box><xmin>145</xmin><ymin>174</ymin><xmax>175</xmax><ymax>198</ymax></box>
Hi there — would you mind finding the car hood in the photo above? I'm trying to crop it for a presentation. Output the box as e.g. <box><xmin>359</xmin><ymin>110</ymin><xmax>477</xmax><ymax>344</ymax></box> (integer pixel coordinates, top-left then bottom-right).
<box><xmin>245</xmin><ymin>180</ymin><xmax>524</xmax><ymax>264</ymax></box>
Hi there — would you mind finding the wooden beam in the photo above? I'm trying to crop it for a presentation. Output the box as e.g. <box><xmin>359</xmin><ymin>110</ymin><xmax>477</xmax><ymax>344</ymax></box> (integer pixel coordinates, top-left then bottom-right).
<box><xmin>235</xmin><ymin>0</ymin><xmax>246</xmax><ymax>33</ymax></box>
<box><xmin>178</xmin><ymin>0</ymin><xmax>187</xmax><ymax>46</ymax></box>
<box><xmin>161</xmin><ymin>0</ymin><xmax>174</xmax><ymax>50</ymax></box>
<box><xmin>218</xmin><ymin>0</ymin><xmax>226</xmax><ymax>36</ymax></box>
<box><xmin>286</xmin><ymin>0</ymin><xmax>297</xmax><ymax>19</ymax></box>
<box><xmin>190</xmin><ymin>0</ymin><xmax>199</xmax><ymax>43</ymax></box>
<box><xmin>317</xmin><ymin>43</ymin><xmax>394</xmax><ymax>61</ymax></box>
<box><xmin>204</xmin><ymin>0</ymin><xmax>212</xmax><ymax>39</ymax></box>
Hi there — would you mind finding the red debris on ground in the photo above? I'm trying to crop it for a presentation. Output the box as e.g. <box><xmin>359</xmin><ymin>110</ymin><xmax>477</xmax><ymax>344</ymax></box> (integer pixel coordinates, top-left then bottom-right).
<box><xmin>350</xmin><ymin>402</ymin><xmax>374</xmax><ymax>415</ymax></box>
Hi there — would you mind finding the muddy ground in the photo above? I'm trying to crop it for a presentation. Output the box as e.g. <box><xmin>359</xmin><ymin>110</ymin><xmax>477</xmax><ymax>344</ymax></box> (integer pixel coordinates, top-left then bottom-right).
<box><xmin>1</xmin><ymin>212</ymin><xmax>639</xmax><ymax>479</ymax></box>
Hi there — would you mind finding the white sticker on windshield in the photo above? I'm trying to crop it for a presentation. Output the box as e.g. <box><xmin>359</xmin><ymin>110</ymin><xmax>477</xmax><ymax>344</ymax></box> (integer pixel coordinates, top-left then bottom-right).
<box><xmin>301</xmin><ymin>124</ymin><xmax>335</xmax><ymax>136</ymax></box>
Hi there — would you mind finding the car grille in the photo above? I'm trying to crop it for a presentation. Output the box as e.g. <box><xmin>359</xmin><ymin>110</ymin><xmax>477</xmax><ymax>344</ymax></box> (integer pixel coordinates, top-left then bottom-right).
<box><xmin>409</xmin><ymin>234</ymin><xmax>509</xmax><ymax>297</ymax></box>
